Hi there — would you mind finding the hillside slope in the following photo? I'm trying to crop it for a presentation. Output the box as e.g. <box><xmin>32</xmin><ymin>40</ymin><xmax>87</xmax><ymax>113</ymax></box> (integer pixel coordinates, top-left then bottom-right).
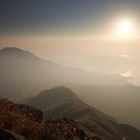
<box><xmin>26</xmin><ymin>87</ymin><xmax>140</xmax><ymax>140</ymax></box>
<box><xmin>0</xmin><ymin>98</ymin><xmax>92</xmax><ymax>140</ymax></box>
<box><xmin>69</xmin><ymin>85</ymin><xmax>140</xmax><ymax>129</ymax></box>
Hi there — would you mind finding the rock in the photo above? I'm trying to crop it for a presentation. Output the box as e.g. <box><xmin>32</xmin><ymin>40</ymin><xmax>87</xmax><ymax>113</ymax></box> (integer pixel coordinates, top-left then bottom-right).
<box><xmin>0</xmin><ymin>128</ymin><xmax>28</xmax><ymax>140</ymax></box>
<box><xmin>63</xmin><ymin>118</ymin><xmax>89</xmax><ymax>140</ymax></box>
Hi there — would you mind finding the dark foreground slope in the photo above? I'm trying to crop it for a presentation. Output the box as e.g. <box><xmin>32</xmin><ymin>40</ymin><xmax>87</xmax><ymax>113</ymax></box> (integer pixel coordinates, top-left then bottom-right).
<box><xmin>0</xmin><ymin>98</ymin><xmax>92</xmax><ymax>140</ymax></box>
<box><xmin>26</xmin><ymin>87</ymin><xmax>140</xmax><ymax>140</ymax></box>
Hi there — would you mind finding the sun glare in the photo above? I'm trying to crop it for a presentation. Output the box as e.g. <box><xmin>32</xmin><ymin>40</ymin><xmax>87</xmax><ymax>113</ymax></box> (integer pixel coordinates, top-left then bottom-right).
<box><xmin>114</xmin><ymin>19</ymin><xmax>135</xmax><ymax>39</ymax></box>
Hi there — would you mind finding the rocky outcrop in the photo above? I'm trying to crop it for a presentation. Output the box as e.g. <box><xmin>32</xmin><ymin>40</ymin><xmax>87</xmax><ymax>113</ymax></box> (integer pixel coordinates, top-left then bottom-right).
<box><xmin>45</xmin><ymin>118</ymin><xmax>90</xmax><ymax>140</ymax></box>
<box><xmin>0</xmin><ymin>98</ymin><xmax>93</xmax><ymax>140</ymax></box>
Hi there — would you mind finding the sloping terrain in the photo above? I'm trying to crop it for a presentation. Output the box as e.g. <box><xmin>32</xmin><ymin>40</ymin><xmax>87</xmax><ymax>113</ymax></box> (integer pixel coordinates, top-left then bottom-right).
<box><xmin>26</xmin><ymin>87</ymin><xmax>140</xmax><ymax>140</ymax></box>
<box><xmin>0</xmin><ymin>98</ymin><xmax>92</xmax><ymax>140</ymax></box>
<box><xmin>69</xmin><ymin>85</ymin><xmax>140</xmax><ymax>129</ymax></box>
<box><xmin>44</xmin><ymin>100</ymin><xmax>122</xmax><ymax>140</ymax></box>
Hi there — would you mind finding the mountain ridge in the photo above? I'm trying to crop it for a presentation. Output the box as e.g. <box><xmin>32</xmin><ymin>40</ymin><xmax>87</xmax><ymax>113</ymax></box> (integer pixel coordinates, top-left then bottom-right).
<box><xmin>0</xmin><ymin>47</ymin><xmax>129</xmax><ymax>100</ymax></box>
<box><xmin>69</xmin><ymin>84</ymin><xmax>140</xmax><ymax>129</ymax></box>
<box><xmin>25</xmin><ymin>86</ymin><xmax>140</xmax><ymax>140</ymax></box>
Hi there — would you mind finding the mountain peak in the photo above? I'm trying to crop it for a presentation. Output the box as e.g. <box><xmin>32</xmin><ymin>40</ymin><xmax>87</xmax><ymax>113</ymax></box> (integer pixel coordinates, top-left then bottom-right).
<box><xmin>0</xmin><ymin>47</ymin><xmax>24</xmax><ymax>53</ymax></box>
<box><xmin>28</xmin><ymin>87</ymin><xmax>79</xmax><ymax>110</ymax></box>
<box><xmin>0</xmin><ymin>47</ymin><xmax>39</xmax><ymax>60</ymax></box>
<box><xmin>0</xmin><ymin>47</ymin><xmax>32</xmax><ymax>57</ymax></box>
<box><xmin>46</xmin><ymin>86</ymin><xmax>74</xmax><ymax>93</ymax></box>
<box><xmin>40</xmin><ymin>86</ymin><xmax>77</xmax><ymax>98</ymax></box>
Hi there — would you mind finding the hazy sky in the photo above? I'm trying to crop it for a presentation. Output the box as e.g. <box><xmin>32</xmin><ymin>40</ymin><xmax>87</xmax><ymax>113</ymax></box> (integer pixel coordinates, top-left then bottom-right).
<box><xmin>1</xmin><ymin>0</ymin><xmax>140</xmax><ymax>36</ymax></box>
<box><xmin>0</xmin><ymin>0</ymin><xmax>140</xmax><ymax>85</ymax></box>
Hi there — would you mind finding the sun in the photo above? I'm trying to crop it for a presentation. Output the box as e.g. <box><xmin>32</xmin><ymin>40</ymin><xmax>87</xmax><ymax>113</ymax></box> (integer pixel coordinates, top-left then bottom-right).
<box><xmin>114</xmin><ymin>19</ymin><xmax>135</xmax><ymax>39</ymax></box>
<box><xmin>118</xmin><ymin>20</ymin><xmax>133</xmax><ymax>32</ymax></box>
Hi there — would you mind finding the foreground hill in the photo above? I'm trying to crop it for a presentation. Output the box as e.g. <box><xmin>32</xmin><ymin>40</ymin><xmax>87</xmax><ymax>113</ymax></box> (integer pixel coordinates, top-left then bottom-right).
<box><xmin>0</xmin><ymin>98</ymin><xmax>92</xmax><ymax>140</ymax></box>
<box><xmin>26</xmin><ymin>87</ymin><xmax>140</xmax><ymax>140</ymax></box>
<box><xmin>0</xmin><ymin>47</ymin><xmax>129</xmax><ymax>100</ymax></box>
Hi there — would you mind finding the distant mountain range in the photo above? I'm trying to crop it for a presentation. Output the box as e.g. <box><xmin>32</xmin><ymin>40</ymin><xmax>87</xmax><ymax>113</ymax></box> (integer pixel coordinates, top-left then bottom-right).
<box><xmin>0</xmin><ymin>47</ymin><xmax>129</xmax><ymax>100</ymax></box>
<box><xmin>24</xmin><ymin>86</ymin><xmax>140</xmax><ymax>140</ymax></box>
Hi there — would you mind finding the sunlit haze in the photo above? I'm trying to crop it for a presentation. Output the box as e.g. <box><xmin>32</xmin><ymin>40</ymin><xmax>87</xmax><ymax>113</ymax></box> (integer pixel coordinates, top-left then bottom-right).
<box><xmin>113</xmin><ymin>18</ymin><xmax>136</xmax><ymax>39</ymax></box>
<box><xmin>0</xmin><ymin>0</ymin><xmax>140</xmax><ymax>85</ymax></box>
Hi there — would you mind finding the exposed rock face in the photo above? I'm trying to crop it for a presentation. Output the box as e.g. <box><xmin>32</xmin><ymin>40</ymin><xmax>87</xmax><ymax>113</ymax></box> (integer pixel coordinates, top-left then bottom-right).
<box><xmin>63</xmin><ymin>118</ymin><xmax>89</xmax><ymax>140</ymax></box>
<box><xmin>45</xmin><ymin>118</ymin><xmax>90</xmax><ymax>140</ymax></box>
<box><xmin>0</xmin><ymin>98</ymin><xmax>92</xmax><ymax>140</ymax></box>
<box><xmin>0</xmin><ymin>98</ymin><xmax>43</xmax><ymax>122</ymax></box>
<box><xmin>0</xmin><ymin>128</ymin><xmax>27</xmax><ymax>140</ymax></box>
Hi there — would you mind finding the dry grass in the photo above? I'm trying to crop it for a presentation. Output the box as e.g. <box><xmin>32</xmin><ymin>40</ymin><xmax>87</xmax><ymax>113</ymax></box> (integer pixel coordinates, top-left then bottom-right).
<box><xmin>0</xmin><ymin>98</ymin><xmax>89</xmax><ymax>140</ymax></box>
<box><xmin>0</xmin><ymin>98</ymin><xmax>45</xmax><ymax>140</ymax></box>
